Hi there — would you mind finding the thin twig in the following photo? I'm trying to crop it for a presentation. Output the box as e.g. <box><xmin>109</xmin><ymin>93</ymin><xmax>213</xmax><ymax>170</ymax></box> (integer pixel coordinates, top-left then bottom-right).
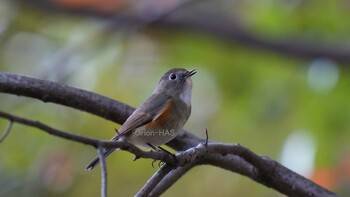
<box><xmin>135</xmin><ymin>164</ymin><xmax>173</xmax><ymax>197</ymax></box>
<box><xmin>204</xmin><ymin>128</ymin><xmax>208</xmax><ymax>146</ymax></box>
<box><xmin>0</xmin><ymin>111</ymin><xmax>177</xmax><ymax>165</ymax></box>
<box><xmin>98</xmin><ymin>146</ymin><xmax>108</xmax><ymax>197</ymax></box>
<box><xmin>0</xmin><ymin>120</ymin><xmax>13</xmax><ymax>143</ymax></box>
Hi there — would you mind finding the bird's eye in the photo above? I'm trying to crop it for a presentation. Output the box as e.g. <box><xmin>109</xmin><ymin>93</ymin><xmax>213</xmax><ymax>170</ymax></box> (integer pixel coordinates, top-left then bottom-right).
<box><xmin>169</xmin><ymin>73</ymin><xmax>177</xmax><ymax>80</ymax></box>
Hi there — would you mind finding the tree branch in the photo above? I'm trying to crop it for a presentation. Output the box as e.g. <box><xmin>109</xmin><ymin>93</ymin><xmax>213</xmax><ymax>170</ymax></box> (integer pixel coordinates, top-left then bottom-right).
<box><xmin>0</xmin><ymin>72</ymin><xmax>133</xmax><ymax>124</ymax></box>
<box><xmin>0</xmin><ymin>111</ymin><xmax>177</xmax><ymax>165</ymax></box>
<box><xmin>0</xmin><ymin>73</ymin><xmax>339</xmax><ymax>196</ymax></box>
<box><xmin>149</xmin><ymin>162</ymin><xmax>196</xmax><ymax>196</ymax></box>
<box><xmin>205</xmin><ymin>144</ymin><xmax>338</xmax><ymax>197</ymax></box>
<box><xmin>135</xmin><ymin>164</ymin><xmax>173</xmax><ymax>197</ymax></box>
<box><xmin>0</xmin><ymin>120</ymin><xmax>12</xmax><ymax>143</ymax></box>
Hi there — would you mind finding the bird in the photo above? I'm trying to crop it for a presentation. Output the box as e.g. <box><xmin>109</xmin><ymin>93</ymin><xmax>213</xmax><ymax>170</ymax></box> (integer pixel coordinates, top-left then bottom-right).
<box><xmin>86</xmin><ymin>68</ymin><xmax>196</xmax><ymax>170</ymax></box>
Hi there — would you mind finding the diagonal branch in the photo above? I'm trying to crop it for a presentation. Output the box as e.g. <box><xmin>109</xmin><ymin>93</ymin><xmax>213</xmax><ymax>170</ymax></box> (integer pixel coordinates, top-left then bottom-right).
<box><xmin>0</xmin><ymin>72</ymin><xmax>134</xmax><ymax>124</ymax></box>
<box><xmin>0</xmin><ymin>111</ymin><xmax>177</xmax><ymax>165</ymax></box>
<box><xmin>0</xmin><ymin>120</ymin><xmax>13</xmax><ymax>143</ymax></box>
<box><xmin>135</xmin><ymin>164</ymin><xmax>173</xmax><ymax>197</ymax></box>
<box><xmin>204</xmin><ymin>144</ymin><xmax>338</xmax><ymax>197</ymax></box>
<box><xmin>148</xmin><ymin>163</ymin><xmax>196</xmax><ymax>196</ymax></box>
<box><xmin>136</xmin><ymin>143</ymin><xmax>205</xmax><ymax>196</ymax></box>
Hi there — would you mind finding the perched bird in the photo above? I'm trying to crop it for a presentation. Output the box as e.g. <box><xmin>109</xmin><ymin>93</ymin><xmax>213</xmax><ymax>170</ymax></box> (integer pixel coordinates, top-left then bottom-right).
<box><xmin>86</xmin><ymin>68</ymin><xmax>196</xmax><ymax>170</ymax></box>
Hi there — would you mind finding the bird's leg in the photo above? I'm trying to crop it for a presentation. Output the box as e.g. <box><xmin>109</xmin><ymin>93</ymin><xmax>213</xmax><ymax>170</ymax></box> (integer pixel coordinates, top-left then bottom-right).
<box><xmin>157</xmin><ymin>146</ymin><xmax>173</xmax><ymax>155</ymax></box>
<box><xmin>147</xmin><ymin>143</ymin><xmax>160</xmax><ymax>168</ymax></box>
<box><xmin>157</xmin><ymin>146</ymin><xmax>177</xmax><ymax>163</ymax></box>
<box><xmin>146</xmin><ymin>143</ymin><xmax>176</xmax><ymax>167</ymax></box>
<box><xmin>114</xmin><ymin>128</ymin><xmax>119</xmax><ymax>134</ymax></box>
<box><xmin>147</xmin><ymin>143</ymin><xmax>174</xmax><ymax>157</ymax></box>
<box><xmin>147</xmin><ymin>143</ymin><xmax>159</xmax><ymax>151</ymax></box>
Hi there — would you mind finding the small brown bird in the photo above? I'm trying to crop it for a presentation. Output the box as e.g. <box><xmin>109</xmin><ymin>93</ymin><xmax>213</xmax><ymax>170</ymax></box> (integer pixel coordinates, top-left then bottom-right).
<box><xmin>86</xmin><ymin>68</ymin><xmax>196</xmax><ymax>170</ymax></box>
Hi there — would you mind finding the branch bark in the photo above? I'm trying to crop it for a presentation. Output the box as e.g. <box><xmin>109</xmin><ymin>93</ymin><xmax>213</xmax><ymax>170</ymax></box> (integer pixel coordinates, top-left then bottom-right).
<box><xmin>0</xmin><ymin>72</ymin><xmax>339</xmax><ymax>197</ymax></box>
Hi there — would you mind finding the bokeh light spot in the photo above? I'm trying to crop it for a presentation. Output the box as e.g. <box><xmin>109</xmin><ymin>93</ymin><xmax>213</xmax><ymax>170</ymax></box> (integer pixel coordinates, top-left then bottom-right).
<box><xmin>307</xmin><ymin>58</ymin><xmax>339</xmax><ymax>94</ymax></box>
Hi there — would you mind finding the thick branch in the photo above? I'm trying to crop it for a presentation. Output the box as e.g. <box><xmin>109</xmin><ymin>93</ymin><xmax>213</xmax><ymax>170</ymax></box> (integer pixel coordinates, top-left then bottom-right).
<box><xmin>0</xmin><ymin>72</ymin><xmax>133</xmax><ymax>124</ymax></box>
<box><xmin>206</xmin><ymin>144</ymin><xmax>337</xmax><ymax>197</ymax></box>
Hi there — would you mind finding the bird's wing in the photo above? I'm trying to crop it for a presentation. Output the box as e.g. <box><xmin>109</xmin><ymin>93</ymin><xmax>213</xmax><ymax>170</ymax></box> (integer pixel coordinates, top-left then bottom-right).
<box><xmin>116</xmin><ymin>93</ymin><xmax>172</xmax><ymax>137</ymax></box>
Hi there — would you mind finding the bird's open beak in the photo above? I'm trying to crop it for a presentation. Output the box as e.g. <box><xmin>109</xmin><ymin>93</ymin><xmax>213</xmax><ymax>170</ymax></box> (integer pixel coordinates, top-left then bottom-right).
<box><xmin>186</xmin><ymin>69</ymin><xmax>197</xmax><ymax>78</ymax></box>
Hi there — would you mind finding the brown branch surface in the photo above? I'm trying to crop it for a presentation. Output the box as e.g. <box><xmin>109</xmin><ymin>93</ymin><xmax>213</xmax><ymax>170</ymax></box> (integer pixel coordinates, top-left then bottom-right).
<box><xmin>0</xmin><ymin>72</ymin><xmax>339</xmax><ymax>197</ymax></box>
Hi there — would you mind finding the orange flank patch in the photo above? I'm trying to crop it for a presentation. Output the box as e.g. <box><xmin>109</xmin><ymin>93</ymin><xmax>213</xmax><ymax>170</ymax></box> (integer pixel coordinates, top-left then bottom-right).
<box><xmin>145</xmin><ymin>100</ymin><xmax>173</xmax><ymax>129</ymax></box>
<box><xmin>54</xmin><ymin>0</ymin><xmax>128</xmax><ymax>12</ymax></box>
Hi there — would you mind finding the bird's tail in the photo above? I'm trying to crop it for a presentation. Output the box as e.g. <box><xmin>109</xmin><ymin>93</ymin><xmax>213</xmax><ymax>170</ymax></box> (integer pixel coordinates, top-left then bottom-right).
<box><xmin>85</xmin><ymin>148</ymin><xmax>117</xmax><ymax>171</ymax></box>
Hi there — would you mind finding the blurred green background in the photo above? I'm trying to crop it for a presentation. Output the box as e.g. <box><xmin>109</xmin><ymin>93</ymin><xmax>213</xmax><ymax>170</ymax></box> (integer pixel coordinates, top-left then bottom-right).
<box><xmin>1</xmin><ymin>0</ymin><xmax>350</xmax><ymax>196</ymax></box>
